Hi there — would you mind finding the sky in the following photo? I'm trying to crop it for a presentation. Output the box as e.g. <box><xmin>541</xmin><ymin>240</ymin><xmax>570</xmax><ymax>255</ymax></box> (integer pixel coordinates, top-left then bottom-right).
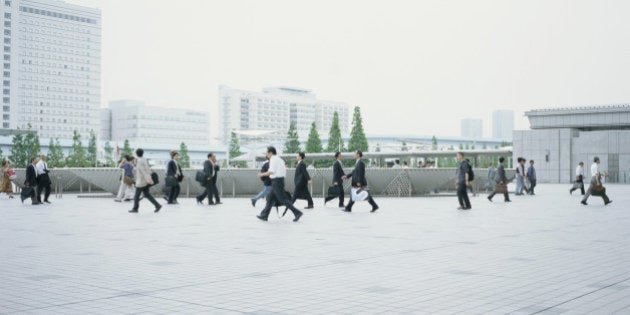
<box><xmin>66</xmin><ymin>0</ymin><xmax>630</xmax><ymax>139</ymax></box>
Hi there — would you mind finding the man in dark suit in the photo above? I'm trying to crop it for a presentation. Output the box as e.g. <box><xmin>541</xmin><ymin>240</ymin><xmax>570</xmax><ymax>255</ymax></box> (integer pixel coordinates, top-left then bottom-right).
<box><xmin>342</xmin><ymin>150</ymin><xmax>378</xmax><ymax>212</ymax></box>
<box><xmin>291</xmin><ymin>152</ymin><xmax>314</xmax><ymax>209</ymax></box>
<box><xmin>196</xmin><ymin>153</ymin><xmax>214</xmax><ymax>205</ymax></box>
<box><xmin>325</xmin><ymin>151</ymin><xmax>345</xmax><ymax>208</ymax></box>
<box><xmin>24</xmin><ymin>157</ymin><xmax>40</xmax><ymax>205</ymax></box>
<box><xmin>209</xmin><ymin>154</ymin><xmax>222</xmax><ymax>205</ymax></box>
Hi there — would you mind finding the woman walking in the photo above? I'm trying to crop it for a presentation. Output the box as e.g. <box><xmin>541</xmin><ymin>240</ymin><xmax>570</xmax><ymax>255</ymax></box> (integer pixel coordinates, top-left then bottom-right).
<box><xmin>114</xmin><ymin>155</ymin><xmax>135</xmax><ymax>202</ymax></box>
<box><xmin>1</xmin><ymin>160</ymin><xmax>15</xmax><ymax>199</ymax></box>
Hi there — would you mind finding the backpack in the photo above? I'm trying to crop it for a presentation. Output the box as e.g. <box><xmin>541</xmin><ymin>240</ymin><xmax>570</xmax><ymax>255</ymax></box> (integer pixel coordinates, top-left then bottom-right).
<box><xmin>467</xmin><ymin>163</ymin><xmax>475</xmax><ymax>181</ymax></box>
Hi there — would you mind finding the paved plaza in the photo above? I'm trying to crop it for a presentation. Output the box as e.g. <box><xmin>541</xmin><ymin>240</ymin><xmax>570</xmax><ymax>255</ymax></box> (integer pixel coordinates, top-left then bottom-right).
<box><xmin>1</xmin><ymin>184</ymin><xmax>629</xmax><ymax>314</ymax></box>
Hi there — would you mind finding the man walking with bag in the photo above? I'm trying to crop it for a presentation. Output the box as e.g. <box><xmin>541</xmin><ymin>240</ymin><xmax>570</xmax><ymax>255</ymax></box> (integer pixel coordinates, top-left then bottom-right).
<box><xmin>196</xmin><ymin>153</ymin><xmax>215</xmax><ymax>205</ymax></box>
<box><xmin>487</xmin><ymin>157</ymin><xmax>511</xmax><ymax>202</ymax></box>
<box><xmin>256</xmin><ymin>146</ymin><xmax>303</xmax><ymax>222</ymax></box>
<box><xmin>129</xmin><ymin>148</ymin><xmax>161</xmax><ymax>213</ymax></box>
<box><xmin>342</xmin><ymin>150</ymin><xmax>378</xmax><ymax>213</ymax></box>
<box><xmin>324</xmin><ymin>152</ymin><xmax>345</xmax><ymax>208</ymax></box>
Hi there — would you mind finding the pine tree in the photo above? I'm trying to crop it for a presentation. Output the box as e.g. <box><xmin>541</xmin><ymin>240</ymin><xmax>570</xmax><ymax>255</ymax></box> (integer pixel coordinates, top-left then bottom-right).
<box><xmin>121</xmin><ymin>139</ymin><xmax>133</xmax><ymax>158</ymax></box>
<box><xmin>23</xmin><ymin>124</ymin><xmax>41</xmax><ymax>163</ymax></box>
<box><xmin>306</xmin><ymin>122</ymin><xmax>323</xmax><ymax>153</ymax></box>
<box><xmin>401</xmin><ymin>141</ymin><xmax>408</xmax><ymax>152</ymax></box>
<box><xmin>67</xmin><ymin>130</ymin><xmax>88</xmax><ymax>167</ymax></box>
<box><xmin>229</xmin><ymin>131</ymin><xmax>246</xmax><ymax>168</ymax></box>
<box><xmin>284</xmin><ymin>121</ymin><xmax>301</xmax><ymax>154</ymax></box>
<box><xmin>10</xmin><ymin>131</ymin><xmax>26</xmax><ymax>167</ymax></box>
<box><xmin>179</xmin><ymin>142</ymin><xmax>190</xmax><ymax>168</ymax></box>
<box><xmin>326</xmin><ymin>111</ymin><xmax>344</xmax><ymax>152</ymax></box>
<box><xmin>431</xmin><ymin>136</ymin><xmax>438</xmax><ymax>150</ymax></box>
<box><xmin>48</xmin><ymin>138</ymin><xmax>65</xmax><ymax>168</ymax></box>
<box><xmin>103</xmin><ymin>141</ymin><xmax>115</xmax><ymax>167</ymax></box>
<box><xmin>348</xmin><ymin>107</ymin><xmax>368</xmax><ymax>152</ymax></box>
<box><xmin>87</xmin><ymin>130</ymin><xmax>98</xmax><ymax>167</ymax></box>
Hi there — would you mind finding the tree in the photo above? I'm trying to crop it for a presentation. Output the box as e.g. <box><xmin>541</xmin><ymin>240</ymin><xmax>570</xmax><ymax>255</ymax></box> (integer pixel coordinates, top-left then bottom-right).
<box><xmin>229</xmin><ymin>131</ymin><xmax>246</xmax><ymax>168</ymax></box>
<box><xmin>284</xmin><ymin>122</ymin><xmax>301</xmax><ymax>154</ymax></box>
<box><xmin>431</xmin><ymin>136</ymin><xmax>438</xmax><ymax>150</ymax></box>
<box><xmin>87</xmin><ymin>130</ymin><xmax>97</xmax><ymax>167</ymax></box>
<box><xmin>401</xmin><ymin>141</ymin><xmax>408</xmax><ymax>152</ymax></box>
<box><xmin>348</xmin><ymin>106</ymin><xmax>368</xmax><ymax>152</ymax></box>
<box><xmin>22</xmin><ymin>124</ymin><xmax>40</xmax><ymax>164</ymax></box>
<box><xmin>326</xmin><ymin>111</ymin><xmax>344</xmax><ymax>152</ymax></box>
<box><xmin>10</xmin><ymin>131</ymin><xmax>26</xmax><ymax>167</ymax></box>
<box><xmin>459</xmin><ymin>143</ymin><xmax>464</xmax><ymax>150</ymax></box>
<box><xmin>179</xmin><ymin>142</ymin><xmax>190</xmax><ymax>168</ymax></box>
<box><xmin>121</xmin><ymin>139</ymin><xmax>133</xmax><ymax>158</ymax></box>
<box><xmin>67</xmin><ymin>130</ymin><xmax>88</xmax><ymax>167</ymax></box>
<box><xmin>47</xmin><ymin>138</ymin><xmax>65</xmax><ymax>168</ymax></box>
<box><xmin>306</xmin><ymin>122</ymin><xmax>323</xmax><ymax>153</ymax></box>
<box><xmin>103</xmin><ymin>141</ymin><xmax>115</xmax><ymax>167</ymax></box>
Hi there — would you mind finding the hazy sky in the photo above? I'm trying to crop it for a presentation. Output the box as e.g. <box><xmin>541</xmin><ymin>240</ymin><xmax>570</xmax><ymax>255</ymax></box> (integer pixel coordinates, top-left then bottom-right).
<box><xmin>67</xmin><ymin>0</ymin><xmax>630</xmax><ymax>138</ymax></box>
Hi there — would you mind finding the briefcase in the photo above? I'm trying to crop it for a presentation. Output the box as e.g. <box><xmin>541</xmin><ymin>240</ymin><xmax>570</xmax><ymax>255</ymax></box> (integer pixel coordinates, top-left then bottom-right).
<box><xmin>20</xmin><ymin>186</ymin><xmax>33</xmax><ymax>202</ymax></box>
<box><xmin>165</xmin><ymin>176</ymin><xmax>177</xmax><ymax>187</ymax></box>
<box><xmin>327</xmin><ymin>185</ymin><xmax>343</xmax><ymax>197</ymax></box>
<box><xmin>591</xmin><ymin>184</ymin><xmax>606</xmax><ymax>196</ymax></box>
<box><xmin>195</xmin><ymin>171</ymin><xmax>207</xmax><ymax>183</ymax></box>
<box><xmin>150</xmin><ymin>172</ymin><xmax>159</xmax><ymax>186</ymax></box>
<box><xmin>495</xmin><ymin>183</ymin><xmax>508</xmax><ymax>194</ymax></box>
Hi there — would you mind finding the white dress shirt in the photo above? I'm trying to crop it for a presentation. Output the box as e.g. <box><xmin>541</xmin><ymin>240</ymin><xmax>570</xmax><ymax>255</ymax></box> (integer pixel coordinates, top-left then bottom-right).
<box><xmin>268</xmin><ymin>155</ymin><xmax>286</xmax><ymax>179</ymax></box>
<box><xmin>590</xmin><ymin>162</ymin><xmax>599</xmax><ymax>178</ymax></box>
<box><xmin>35</xmin><ymin>160</ymin><xmax>48</xmax><ymax>176</ymax></box>
<box><xmin>575</xmin><ymin>165</ymin><xmax>584</xmax><ymax>177</ymax></box>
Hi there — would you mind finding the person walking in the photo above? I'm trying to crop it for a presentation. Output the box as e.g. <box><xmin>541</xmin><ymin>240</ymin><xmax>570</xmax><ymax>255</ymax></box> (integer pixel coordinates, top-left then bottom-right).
<box><xmin>35</xmin><ymin>154</ymin><xmax>52</xmax><ymax>204</ymax></box>
<box><xmin>114</xmin><ymin>155</ymin><xmax>135</xmax><ymax>202</ymax></box>
<box><xmin>455</xmin><ymin>152</ymin><xmax>472</xmax><ymax>210</ymax></box>
<box><xmin>485</xmin><ymin>161</ymin><xmax>496</xmax><ymax>192</ymax></box>
<box><xmin>291</xmin><ymin>152</ymin><xmax>314</xmax><ymax>209</ymax></box>
<box><xmin>196</xmin><ymin>153</ymin><xmax>215</xmax><ymax>205</ymax></box>
<box><xmin>256</xmin><ymin>146</ymin><xmax>303</xmax><ymax>222</ymax></box>
<box><xmin>166</xmin><ymin>151</ymin><xmax>183</xmax><ymax>204</ymax></box>
<box><xmin>324</xmin><ymin>152</ymin><xmax>346</xmax><ymax>208</ymax></box>
<box><xmin>1</xmin><ymin>160</ymin><xmax>15</xmax><ymax>199</ymax></box>
<box><xmin>487</xmin><ymin>157</ymin><xmax>511</xmax><ymax>202</ymax></box>
<box><xmin>515</xmin><ymin>158</ymin><xmax>528</xmax><ymax>195</ymax></box>
<box><xmin>342</xmin><ymin>150</ymin><xmax>379</xmax><ymax>212</ymax></box>
<box><xmin>24</xmin><ymin>157</ymin><xmax>40</xmax><ymax>205</ymax></box>
<box><xmin>251</xmin><ymin>158</ymin><xmax>272</xmax><ymax>207</ymax></box>
<box><xmin>129</xmin><ymin>148</ymin><xmax>161</xmax><ymax>213</ymax></box>
<box><xmin>527</xmin><ymin>160</ymin><xmax>537</xmax><ymax>195</ymax></box>
<box><xmin>570</xmin><ymin>162</ymin><xmax>585</xmax><ymax>195</ymax></box>
<box><xmin>581</xmin><ymin>156</ymin><xmax>612</xmax><ymax>206</ymax></box>
<box><xmin>209</xmin><ymin>154</ymin><xmax>222</xmax><ymax>205</ymax></box>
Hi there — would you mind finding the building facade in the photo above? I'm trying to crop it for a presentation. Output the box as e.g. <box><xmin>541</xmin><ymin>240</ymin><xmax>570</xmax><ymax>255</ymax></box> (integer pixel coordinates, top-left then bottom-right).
<box><xmin>102</xmin><ymin>100</ymin><xmax>211</xmax><ymax>148</ymax></box>
<box><xmin>492</xmin><ymin>110</ymin><xmax>514</xmax><ymax>141</ymax></box>
<box><xmin>218</xmin><ymin>85</ymin><xmax>350</xmax><ymax>147</ymax></box>
<box><xmin>513</xmin><ymin>104</ymin><xmax>630</xmax><ymax>183</ymax></box>
<box><xmin>460</xmin><ymin>118</ymin><xmax>482</xmax><ymax>139</ymax></box>
<box><xmin>1</xmin><ymin>0</ymin><xmax>101</xmax><ymax>139</ymax></box>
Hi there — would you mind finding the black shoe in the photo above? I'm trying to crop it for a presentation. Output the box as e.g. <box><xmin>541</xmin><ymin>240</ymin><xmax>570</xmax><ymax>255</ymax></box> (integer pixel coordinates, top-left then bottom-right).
<box><xmin>505</xmin><ymin>200</ymin><xmax>511</xmax><ymax>202</ymax></box>
<box><xmin>208</xmin><ymin>202</ymin><xmax>216</xmax><ymax>205</ymax></box>
<box><xmin>304</xmin><ymin>205</ymin><xmax>314</xmax><ymax>209</ymax></box>
<box><xmin>339</xmin><ymin>205</ymin><xmax>345</xmax><ymax>209</ymax></box>
<box><xmin>605</xmin><ymin>200</ymin><xmax>613</xmax><ymax>206</ymax></box>
<box><xmin>173</xmin><ymin>200</ymin><xmax>179</xmax><ymax>205</ymax></box>
<box><xmin>32</xmin><ymin>202</ymin><xmax>41</xmax><ymax>205</ymax></box>
<box><xmin>487</xmin><ymin>196</ymin><xmax>493</xmax><ymax>202</ymax></box>
<box><xmin>215</xmin><ymin>202</ymin><xmax>223</xmax><ymax>205</ymax></box>
<box><xmin>342</xmin><ymin>208</ymin><xmax>351</xmax><ymax>212</ymax></box>
<box><xmin>196</xmin><ymin>198</ymin><xmax>202</xmax><ymax>205</ymax></box>
<box><xmin>256</xmin><ymin>215</ymin><xmax>268</xmax><ymax>221</ymax></box>
<box><xmin>154</xmin><ymin>205</ymin><xmax>162</xmax><ymax>213</ymax></box>
<box><xmin>167</xmin><ymin>202</ymin><xmax>175</xmax><ymax>205</ymax></box>
<box><xmin>457</xmin><ymin>206</ymin><xmax>464</xmax><ymax>210</ymax></box>
<box><xmin>163</xmin><ymin>196</ymin><xmax>168</xmax><ymax>201</ymax></box>
<box><xmin>128</xmin><ymin>209</ymin><xmax>138</xmax><ymax>213</ymax></box>
<box><xmin>581</xmin><ymin>200</ymin><xmax>587</xmax><ymax>205</ymax></box>
<box><xmin>293</xmin><ymin>211</ymin><xmax>303</xmax><ymax>222</ymax></box>
<box><xmin>465</xmin><ymin>207</ymin><xmax>472</xmax><ymax>210</ymax></box>
<box><xmin>44</xmin><ymin>200</ymin><xmax>51</xmax><ymax>204</ymax></box>
<box><xmin>569</xmin><ymin>189</ymin><xmax>573</xmax><ymax>195</ymax></box>
<box><xmin>370</xmin><ymin>206</ymin><xmax>379</xmax><ymax>213</ymax></box>
<box><xmin>251</xmin><ymin>199</ymin><xmax>256</xmax><ymax>207</ymax></box>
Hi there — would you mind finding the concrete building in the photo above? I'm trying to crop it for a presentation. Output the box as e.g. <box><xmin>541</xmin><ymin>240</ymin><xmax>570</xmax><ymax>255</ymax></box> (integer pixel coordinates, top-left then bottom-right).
<box><xmin>218</xmin><ymin>85</ymin><xmax>350</xmax><ymax>147</ymax></box>
<box><xmin>1</xmin><ymin>0</ymin><xmax>101</xmax><ymax>139</ymax></box>
<box><xmin>513</xmin><ymin>104</ymin><xmax>630</xmax><ymax>183</ymax></box>
<box><xmin>460</xmin><ymin>118</ymin><xmax>483</xmax><ymax>139</ymax></box>
<box><xmin>102</xmin><ymin>100</ymin><xmax>211</xmax><ymax>148</ymax></box>
<box><xmin>492</xmin><ymin>110</ymin><xmax>514</xmax><ymax>141</ymax></box>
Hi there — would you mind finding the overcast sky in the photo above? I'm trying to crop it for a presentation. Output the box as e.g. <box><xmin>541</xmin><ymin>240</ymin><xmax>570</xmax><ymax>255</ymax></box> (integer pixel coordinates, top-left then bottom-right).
<box><xmin>67</xmin><ymin>0</ymin><xmax>630</xmax><ymax>138</ymax></box>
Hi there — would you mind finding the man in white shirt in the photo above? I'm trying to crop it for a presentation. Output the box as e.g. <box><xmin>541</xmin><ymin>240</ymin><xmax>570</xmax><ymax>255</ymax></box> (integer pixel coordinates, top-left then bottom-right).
<box><xmin>570</xmin><ymin>162</ymin><xmax>585</xmax><ymax>195</ymax></box>
<box><xmin>581</xmin><ymin>156</ymin><xmax>612</xmax><ymax>206</ymax></box>
<box><xmin>256</xmin><ymin>146</ymin><xmax>303</xmax><ymax>222</ymax></box>
<box><xmin>35</xmin><ymin>154</ymin><xmax>52</xmax><ymax>204</ymax></box>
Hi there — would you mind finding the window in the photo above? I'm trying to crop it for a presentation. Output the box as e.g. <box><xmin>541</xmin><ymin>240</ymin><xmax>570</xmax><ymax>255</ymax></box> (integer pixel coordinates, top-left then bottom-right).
<box><xmin>3</xmin><ymin>71</ymin><xmax>8</xmax><ymax>77</ymax></box>
<box><xmin>3</xmin><ymin>30</ymin><xmax>10</xmax><ymax>36</ymax></box>
<box><xmin>2</xmin><ymin>114</ymin><xmax>8</xmax><ymax>120</ymax></box>
<box><xmin>4</xmin><ymin>12</ymin><xmax>10</xmax><ymax>19</ymax></box>
<box><xmin>3</xmin><ymin>63</ymin><xmax>8</xmax><ymax>69</ymax></box>
<box><xmin>3</xmin><ymin>80</ymin><xmax>8</xmax><ymax>86</ymax></box>
<box><xmin>4</xmin><ymin>0</ymin><xmax>10</xmax><ymax>7</ymax></box>
<box><xmin>3</xmin><ymin>46</ymin><xmax>9</xmax><ymax>53</ymax></box>
<box><xmin>3</xmin><ymin>21</ymin><xmax>10</xmax><ymax>27</ymax></box>
<box><xmin>2</xmin><ymin>89</ymin><xmax>8</xmax><ymax>95</ymax></box>
<box><xmin>3</xmin><ymin>97</ymin><xmax>8</xmax><ymax>104</ymax></box>
<box><xmin>2</xmin><ymin>105</ymin><xmax>8</xmax><ymax>111</ymax></box>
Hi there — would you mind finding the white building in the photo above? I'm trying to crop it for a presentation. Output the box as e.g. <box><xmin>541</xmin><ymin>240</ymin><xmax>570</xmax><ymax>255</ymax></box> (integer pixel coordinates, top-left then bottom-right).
<box><xmin>492</xmin><ymin>109</ymin><xmax>514</xmax><ymax>141</ymax></box>
<box><xmin>1</xmin><ymin>0</ymin><xmax>101</xmax><ymax>139</ymax></box>
<box><xmin>218</xmin><ymin>85</ymin><xmax>350</xmax><ymax>148</ymax></box>
<box><xmin>460</xmin><ymin>118</ymin><xmax>483</xmax><ymax>139</ymax></box>
<box><xmin>102</xmin><ymin>100</ymin><xmax>211</xmax><ymax>148</ymax></box>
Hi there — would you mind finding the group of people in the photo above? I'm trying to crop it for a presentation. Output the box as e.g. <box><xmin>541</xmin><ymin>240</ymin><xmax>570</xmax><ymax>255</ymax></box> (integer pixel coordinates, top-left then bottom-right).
<box><xmin>571</xmin><ymin>157</ymin><xmax>612</xmax><ymax>206</ymax></box>
<box><xmin>0</xmin><ymin>154</ymin><xmax>53</xmax><ymax>205</ymax></box>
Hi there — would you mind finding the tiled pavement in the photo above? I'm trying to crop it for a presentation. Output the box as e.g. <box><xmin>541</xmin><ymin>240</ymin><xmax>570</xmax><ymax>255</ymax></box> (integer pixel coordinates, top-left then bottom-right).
<box><xmin>1</xmin><ymin>184</ymin><xmax>629</xmax><ymax>314</ymax></box>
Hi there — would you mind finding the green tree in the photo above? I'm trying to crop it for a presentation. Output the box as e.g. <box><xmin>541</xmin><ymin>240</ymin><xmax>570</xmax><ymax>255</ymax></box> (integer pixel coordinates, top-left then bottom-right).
<box><xmin>348</xmin><ymin>106</ymin><xmax>368</xmax><ymax>152</ymax></box>
<box><xmin>325</xmin><ymin>111</ymin><xmax>344</xmax><ymax>152</ymax></box>
<box><xmin>431</xmin><ymin>135</ymin><xmax>438</xmax><ymax>150</ymax></box>
<box><xmin>87</xmin><ymin>130</ymin><xmax>98</xmax><ymax>167</ymax></box>
<box><xmin>284</xmin><ymin>121</ymin><xmax>301</xmax><ymax>154</ymax></box>
<box><xmin>103</xmin><ymin>141</ymin><xmax>115</xmax><ymax>167</ymax></box>
<box><xmin>10</xmin><ymin>131</ymin><xmax>26</xmax><ymax>167</ymax></box>
<box><xmin>22</xmin><ymin>124</ymin><xmax>41</xmax><ymax>163</ymax></box>
<box><xmin>67</xmin><ymin>130</ymin><xmax>88</xmax><ymax>167</ymax></box>
<box><xmin>306</xmin><ymin>122</ymin><xmax>323</xmax><ymax>153</ymax></box>
<box><xmin>179</xmin><ymin>142</ymin><xmax>190</xmax><ymax>168</ymax></box>
<box><xmin>459</xmin><ymin>143</ymin><xmax>464</xmax><ymax>150</ymax></box>
<box><xmin>401</xmin><ymin>141</ymin><xmax>408</xmax><ymax>152</ymax></box>
<box><xmin>121</xmin><ymin>139</ymin><xmax>133</xmax><ymax>158</ymax></box>
<box><xmin>229</xmin><ymin>131</ymin><xmax>246</xmax><ymax>168</ymax></box>
<box><xmin>47</xmin><ymin>138</ymin><xmax>65</xmax><ymax>168</ymax></box>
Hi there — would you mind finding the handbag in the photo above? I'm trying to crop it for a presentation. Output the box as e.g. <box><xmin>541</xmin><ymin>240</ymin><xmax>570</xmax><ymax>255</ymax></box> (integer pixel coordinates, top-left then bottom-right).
<box><xmin>591</xmin><ymin>184</ymin><xmax>605</xmax><ymax>196</ymax></box>
<box><xmin>351</xmin><ymin>187</ymin><xmax>369</xmax><ymax>202</ymax></box>
<box><xmin>7</xmin><ymin>168</ymin><xmax>17</xmax><ymax>180</ymax></box>
<box><xmin>20</xmin><ymin>186</ymin><xmax>33</xmax><ymax>202</ymax></box>
<box><xmin>150</xmin><ymin>172</ymin><xmax>159</xmax><ymax>186</ymax></box>
<box><xmin>165</xmin><ymin>175</ymin><xmax>177</xmax><ymax>187</ymax></box>
<box><xmin>195</xmin><ymin>171</ymin><xmax>207</xmax><ymax>183</ymax></box>
<box><xmin>123</xmin><ymin>175</ymin><xmax>134</xmax><ymax>186</ymax></box>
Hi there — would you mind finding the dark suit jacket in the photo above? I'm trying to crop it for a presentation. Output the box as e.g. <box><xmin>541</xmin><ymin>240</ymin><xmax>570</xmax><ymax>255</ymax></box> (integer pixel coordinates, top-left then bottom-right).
<box><xmin>25</xmin><ymin>164</ymin><xmax>38</xmax><ymax>187</ymax></box>
<box><xmin>167</xmin><ymin>160</ymin><xmax>184</xmax><ymax>182</ymax></box>
<box><xmin>202</xmin><ymin>160</ymin><xmax>213</xmax><ymax>184</ymax></box>
<box><xmin>495</xmin><ymin>164</ymin><xmax>507</xmax><ymax>184</ymax></box>
<box><xmin>332</xmin><ymin>160</ymin><xmax>345</xmax><ymax>185</ymax></box>
<box><xmin>294</xmin><ymin>161</ymin><xmax>310</xmax><ymax>187</ymax></box>
<box><xmin>212</xmin><ymin>163</ymin><xmax>219</xmax><ymax>184</ymax></box>
<box><xmin>260</xmin><ymin>162</ymin><xmax>271</xmax><ymax>186</ymax></box>
<box><xmin>347</xmin><ymin>159</ymin><xmax>367</xmax><ymax>187</ymax></box>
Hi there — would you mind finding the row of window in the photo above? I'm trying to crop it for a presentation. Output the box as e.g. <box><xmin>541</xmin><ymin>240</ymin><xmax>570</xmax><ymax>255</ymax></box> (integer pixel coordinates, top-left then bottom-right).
<box><xmin>20</xmin><ymin>45</ymin><xmax>94</xmax><ymax>57</ymax></box>
<box><xmin>18</xmin><ymin>50</ymin><xmax>95</xmax><ymax>64</ymax></box>
<box><xmin>19</xmin><ymin>77</ymin><xmax>95</xmax><ymax>87</ymax></box>
<box><xmin>20</xmin><ymin>6</ymin><xmax>98</xmax><ymax>25</ymax></box>
<box><xmin>20</xmin><ymin>85</ymin><xmax>90</xmax><ymax>95</ymax></box>
<box><xmin>22</xmin><ymin>40</ymin><xmax>94</xmax><ymax>51</ymax></box>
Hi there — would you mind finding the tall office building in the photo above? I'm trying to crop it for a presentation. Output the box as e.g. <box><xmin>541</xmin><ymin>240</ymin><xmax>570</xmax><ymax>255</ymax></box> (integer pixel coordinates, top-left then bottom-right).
<box><xmin>460</xmin><ymin>118</ymin><xmax>483</xmax><ymax>139</ymax></box>
<box><xmin>1</xmin><ymin>0</ymin><xmax>101</xmax><ymax>139</ymax></box>
<box><xmin>492</xmin><ymin>109</ymin><xmax>514</xmax><ymax>141</ymax></box>
<box><xmin>219</xmin><ymin>85</ymin><xmax>350</xmax><ymax>147</ymax></box>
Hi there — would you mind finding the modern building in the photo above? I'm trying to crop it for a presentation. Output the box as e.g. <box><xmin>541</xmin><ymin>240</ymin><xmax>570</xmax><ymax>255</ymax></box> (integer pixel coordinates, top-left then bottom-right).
<box><xmin>460</xmin><ymin>118</ymin><xmax>483</xmax><ymax>139</ymax></box>
<box><xmin>513</xmin><ymin>104</ymin><xmax>630</xmax><ymax>183</ymax></box>
<box><xmin>1</xmin><ymin>0</ymin><xmax>101</xmax><ymax>139</ymax></box>
<box><xmin>492</xmin><ymin>110</ymin><xmax>514</xmax><ymax>141</ymax></box>
<box><xmin>218</xmin><ymin>85</ymin><xmax>350</xmax><ymax>147</ymax></box>
<box><xmin>102</xmin><ymin>100</ymin><xmax>211</xmax><ymax>148</ymax></box>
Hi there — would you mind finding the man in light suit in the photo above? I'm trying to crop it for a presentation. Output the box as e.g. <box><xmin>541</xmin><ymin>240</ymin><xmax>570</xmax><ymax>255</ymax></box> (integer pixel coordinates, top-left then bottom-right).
<box><xmin>324</xmin><ymin>151</ymin><xmax>345</xmax><ymax>208</ymax></box>
<box><xmin>129</xmin><ymin>148</ymin><xmax>161</xmax><ymax>213</ymax></box>
<box><xmin>342</xmin><ymin>150</ymin><xmax>379</xmax><ymax>212</ymax></box>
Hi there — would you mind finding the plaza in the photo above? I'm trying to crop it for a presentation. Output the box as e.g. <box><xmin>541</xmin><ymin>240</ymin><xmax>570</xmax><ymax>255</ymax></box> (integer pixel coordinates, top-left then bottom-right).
<box><xmin>1</xmin><ymin>184</ymin><xmax>629</xmax><ymax>314</ymax></box>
